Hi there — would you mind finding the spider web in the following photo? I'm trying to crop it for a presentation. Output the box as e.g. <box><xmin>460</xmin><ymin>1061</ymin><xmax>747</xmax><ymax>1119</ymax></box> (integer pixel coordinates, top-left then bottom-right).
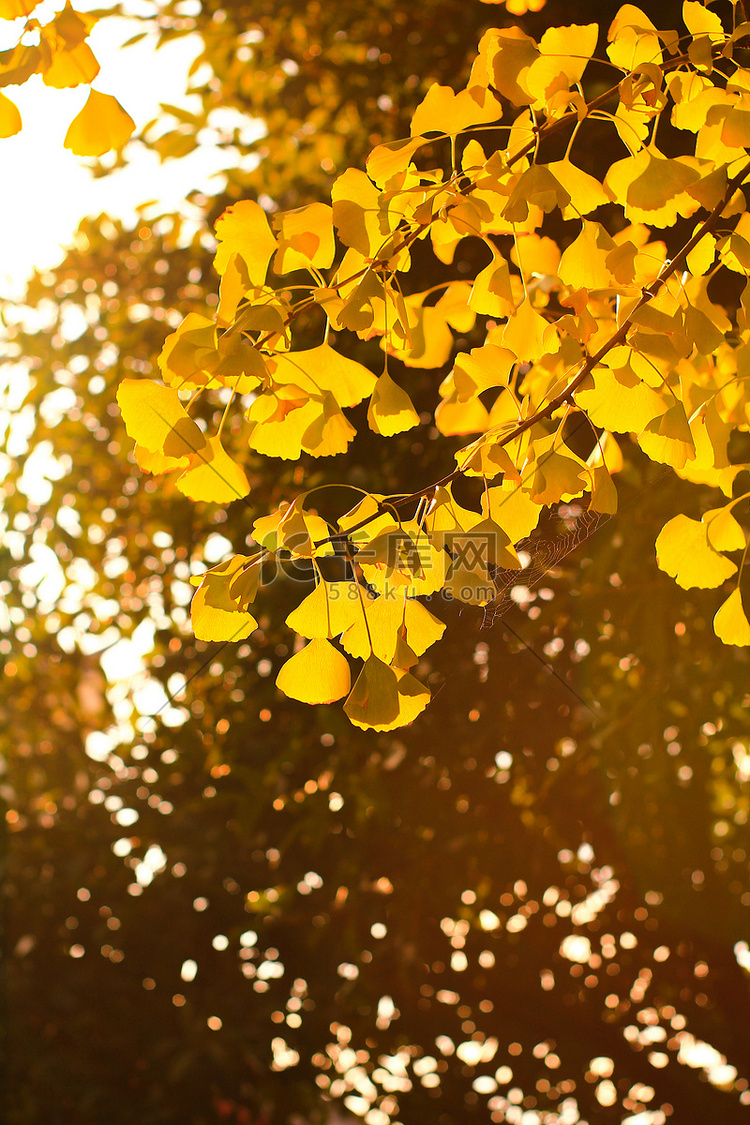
<box><xmin>482</xmin><ymin>503</ymin><xmax>610</xmax><ymax>628</ymax></box>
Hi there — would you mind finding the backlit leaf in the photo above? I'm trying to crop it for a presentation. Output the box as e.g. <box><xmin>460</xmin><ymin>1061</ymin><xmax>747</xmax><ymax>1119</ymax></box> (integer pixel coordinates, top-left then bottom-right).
<box><xmin>683</xmin><ymin>0</ymin><xmax>725</xmax><ymax>42</ymax></box>
<box><xmin>604</xmin><ymin>149</ymin><xmax>700</xmax><ymax>227</ymax></box>
<box><xmin>410</xmin><ymin>82</ymin><xmax>501</xmax><ymax>136</ymax></box>
<box><xmin>273</xmin><ymin>202</ymin><xmax>335</xmax><ymax>273</ymax></box>
<box><xmin>43</xmin><ymin>41</ymin><xmax>99</xmax><ymax>88</ymax></box>
<box><xmin>529</xmin><ymin>433</ymin><xmax>587</xmax><ymax>504</ymax></box>
<box><xmin>558</xmin><ymin>221</ymin><xmax>616</xmax><ymax>291</ymax></box>
<box><xmin>0</xmin><ymin>89</ymin><xmax>21</xmax><ymax>136</ymax></box>
<box><xmin>471</xmin><ymin>26</ymin><xmax>538</xmax><ymax>106</ymax></box>
<box><xmin>367</xmin><ymin>136</ymin><xmax>425</xmax><ymax>187</ymax></box>
<box><xmin>704</xmin><ymin>506</ymin><xmax>746</xmax><ymax>553</ymax></box>
<box><xmin>269</xmin><ymin>344</ymin><xmax>376</xmax><ymax>408</ymax></box>
<box><xmin>214</xmin><ymin>200</ymin><xmax>278</xmax><ymax>283</ymax></box>
<box><xmin>713</xmin><ymin>588</ymin><xmax>750</xmax><ymax>646</ymax></box>
<box><xmin>637</xmin><ymin>403</ymin><xmax>696</xmax><ymax>470</ymax></box>
<box><xmin>175</xmin><ymin>436</ymin><xmax>250</xmax><ymax>504</ymax></box>
<box><xmin>64</xmin><ymin>89</ymin><xmax>134</xmax><ymax>156</ymax></box>
<box><xmin>469</xmin><ymin>251</ymin><xmax>515</xmax><ymax>318</ymax></box>
<box><xmin>341</xmin><ymin>593</ymin><xmax>445</xmax><ymax>663</ymax></box>
<box><xmin>607</xmin><ymin>5</ymin><xmax>662</xmax><ymax>71</ymax></box>
<box><xmin>501</xmin><ymin>298</ymin><xmax>551</xmax><ymax>363</ymax></box>
<box><xmin>547</xmin><ymin>160</ymin><xmax>609</xmax><ymax>218</ymax></box>
<box><xmin>367</xmin><ymin>371</ymin><xmax>420</xmax><ymax>436</ymax></box>
<box><xmin>344</xmin><ymin>655</ymin><xmax>400</xmax><ymax>729</ymax></box>
<box><xmin>285</xmin><ymin>580</ymin><xmax>367</xmax><ymax>639</ymax></box>
<box><xmin>276</xmin><ymin>638</ymin><xmax>351</xmax><ymax>705</ymax></box>
<box><xmin>117</xmin><ymin>379</ymin><xmax>207</xmax><ymax>459</ymax></box>
<box><xmin>655</xmin><ymin>514</ymin><xmax>737</xmax><ymax>589</ymax></box>
<box><xmin>191</xmin><ymin>583</ymin><xmax>258</xmax><ymax>642</ymax></box>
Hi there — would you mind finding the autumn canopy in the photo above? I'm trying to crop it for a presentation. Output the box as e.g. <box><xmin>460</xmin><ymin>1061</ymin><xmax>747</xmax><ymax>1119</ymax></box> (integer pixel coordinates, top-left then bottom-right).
<box><xmin>4</xmin><ymin>1</ymin><xmax>750</xmax><ymax>1123</ymax></box>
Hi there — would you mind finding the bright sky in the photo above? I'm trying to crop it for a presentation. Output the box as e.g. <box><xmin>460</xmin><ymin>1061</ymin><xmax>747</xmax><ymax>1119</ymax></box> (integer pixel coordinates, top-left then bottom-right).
<box><xmin>0</xmin><ymin>0</ymin><xmax>260</xmax><ymax>297</ymax></box>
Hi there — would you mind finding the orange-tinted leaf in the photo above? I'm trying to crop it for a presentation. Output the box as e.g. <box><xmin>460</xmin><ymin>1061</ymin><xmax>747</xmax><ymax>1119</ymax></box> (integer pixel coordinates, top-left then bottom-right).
<box><xmin>64</xmin><ymin>89</ymin><xmax>134</xmax><ymax>156</ymax></box>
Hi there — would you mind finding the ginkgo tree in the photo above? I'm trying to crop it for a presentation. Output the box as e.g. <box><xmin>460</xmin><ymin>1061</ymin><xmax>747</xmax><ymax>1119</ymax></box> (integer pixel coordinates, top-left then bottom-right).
<box><xmin>117</xmin><ymin>0</ymin><xmax>750</xmax><ymax>729</ymax></box>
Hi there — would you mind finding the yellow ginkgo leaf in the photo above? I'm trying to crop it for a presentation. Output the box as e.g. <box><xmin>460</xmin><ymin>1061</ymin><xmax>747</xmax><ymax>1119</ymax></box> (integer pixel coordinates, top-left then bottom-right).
<box><xmin>117</xmin><ymin>379</ymin><xmax>207</xmax><ymax>459</ymax></box>
<box><xmin>470</xmin><ymin>26</ymin><xmax>538</xmax><ymax>106</ymax></box>
<box><xmin>655</xmin><ymin>514</ymin><xmax>737</xmax><ymax>589</ymax></box>
<box><xmin>285</xmin><ymin>580</ymin><xmax>367</xmax><ymax>639</ymax></box>
<box><xmin>367</xmin><ymin>669</ymin><xmax>431</xmax><ymax>731</ymax></box>
<box><xmin>0</xmin><ymin>90</ymin><xmax>22</xmax><ymax>138</ymax></box>
<box><xmin>367</xmin><ymin>136</ymin><xmax>426</xmax><ymax>187</ymax></box>
<box><xmin>558</xmin><ymin>221</ymin><xmax>616</xmax><ymax>291</ymax></box>
<box><xmin>410</xmin><ymin>82</ymin><xmax>501</xmax><ymax>137</ymax></box>
<box><xmin>637</xmin><ymin>403</ymin><xmax>696</xmax><ymax>470</ymax></box>
<box><xmin>586</xmin><ymin>465</ymin><xmax>618</xmax><ymax>515</ymax></box>
<box><xmin>268</xmin><ymin>344</ymin><xmax>376</xmax><ymax>408</ymax></box>
<box><xmin>713</xmin><ymin>589</ymin><xmax>750</xmax><ymax>647</ymax></box>
<box><xmin>574</xmin><ymin>367</ymin><xmax>667</xmax><ymax>433</ymax></box>
<box><xmin>214</xmin><ymin>200</ymin><xmax>278</xmax><ymax>282</ymax></box>
<box><xmin>340</xmin><ymin>593</ymin><xmax>445</xmax><ymax>664</ymax></box>
<box><xmin>343</xmin><ymin>655</ymin><xmax>400</xmax><ymax>730</ymax></box>
<box><xmin>175</xmin><ymin>436</ymin><xmax>250</xmax><ymax>504</ymax></box>
<box><xmin>604</xmin><ymin>149</ymin><xmax>701</xmax><ymax>227</ymax></box>
<box><xmin>229</xmin><ymin>556</ymin><xmax>265</xmax><ymax>608</ymax></box>
<box><xmin>273</xmin><ymin>202</ymin><xmax>335</xmax><ymax>273</ymax></box>
<box><xmin>524</xmin><ymin>23</ymin><xmax>599</xmax><ymax>104</ymax></box>
<box><xmin>452</xmin><ymin>344</ymin><xmax>515</xmax><ymax>401</ymax></box>
<box><xmin>367</xmin><ymin>371</ymin><xmax>420</xmax><ymax>436</ymax></box>
<box><xmin>547</xmin><ymin>160</ymin><xmax>609</xmax><ymax>219</ymax></box>
<box><xmin>529</xmin><ymin>434</ymin><xmax>587</xmax><ymax>505</ymax></box>
<box><xmin>158</xmin><ymin>313</ymin><xmax>218</xmax><ymax>390</ymax></box>
<box><xmin>332</xmin><ymin>168</ymin><xmax>392</xmax><ymax>258</ymax></box>
<box><xmin>276</xmin><ymin>638</ymin><xmax>351</xmax><ymax>705</ymax></box>
<box><xmin>504</xmin><ymin>164</ymin><xmax>571</xmax><ymax>223</ymax></box>
<box><xmin>43</xmin><ymin>41</ymin><xmax>99</xmax><ymax>88</ymax></box>
<box><xmin>63</xmin><ymin>89</ymin><xmax>135</xmax><ymax>157</ymax></box>
<box><xmin>301</xmin><ymin>394</ymin><xmax>357</xmax><ymax>458</ymax></box>
<box><xmin>435</xmin><ymin>394</ymin><xmax>491</xmax><ymax>436</ymax></box>
<box><xmin>482</xmin><ymin>484</ymin><xmax>542</xmax><ymax>542</ymax></box>
<box><xmin>469</xmin><ymin>252</ymin><xmax>515</xmax><ymax>318</ymax></box>
<box><xmin>133</xmin><ymin>444</ymin><xmax>190</xmax><ymax>475</ymax></box>
<box><xmin>683</xmin><ymin>0</ymin><xmax>725</xmax><ymax>42</ymax></box>
<box><xmin>704</xmin><ymin>506</ymin><xmax>746</xmax><ymax>553</ymax></box>
<box><xmin>501</xmin><ymin>298</ymin><xmax>551</xmax><ymax>363</ymax></box>
<box><xmin>0</xmin><ymin>0</ymin><xmax>41</xmax><ymax>15</ymax></box>
<box><xmin>607</xmin><ymin>5</ymin><xmax>662</xmax><ymax>71</ymax></box>
<box><xmin>191</xmin><ymin>583</ymin><xmax>258</xmax><ymax>642</ymax></box>
<box><xmin>246</xmin><ymin>396</ymin><xmax>321</xmax><ymax>461</ymax></box>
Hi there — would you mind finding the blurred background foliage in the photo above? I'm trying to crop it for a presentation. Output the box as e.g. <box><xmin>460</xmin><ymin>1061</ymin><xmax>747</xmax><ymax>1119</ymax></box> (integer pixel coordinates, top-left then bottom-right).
<box><xmin>2</xmin><ymin>1</ymin><xmax>750</xmax><ymax>1122</ymax></box>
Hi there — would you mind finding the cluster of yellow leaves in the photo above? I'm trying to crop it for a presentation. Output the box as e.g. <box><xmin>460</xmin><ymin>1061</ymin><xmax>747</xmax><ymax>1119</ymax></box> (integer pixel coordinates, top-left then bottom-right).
<box><xmin>0</xmin><ymin>0</ymin><xmax>134</xmax><ymax>153</ymax></box>
<box><xmin>116</xmin><ymin>2</ymin><xmax>750</xmax><ymax>727</ymax></box>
